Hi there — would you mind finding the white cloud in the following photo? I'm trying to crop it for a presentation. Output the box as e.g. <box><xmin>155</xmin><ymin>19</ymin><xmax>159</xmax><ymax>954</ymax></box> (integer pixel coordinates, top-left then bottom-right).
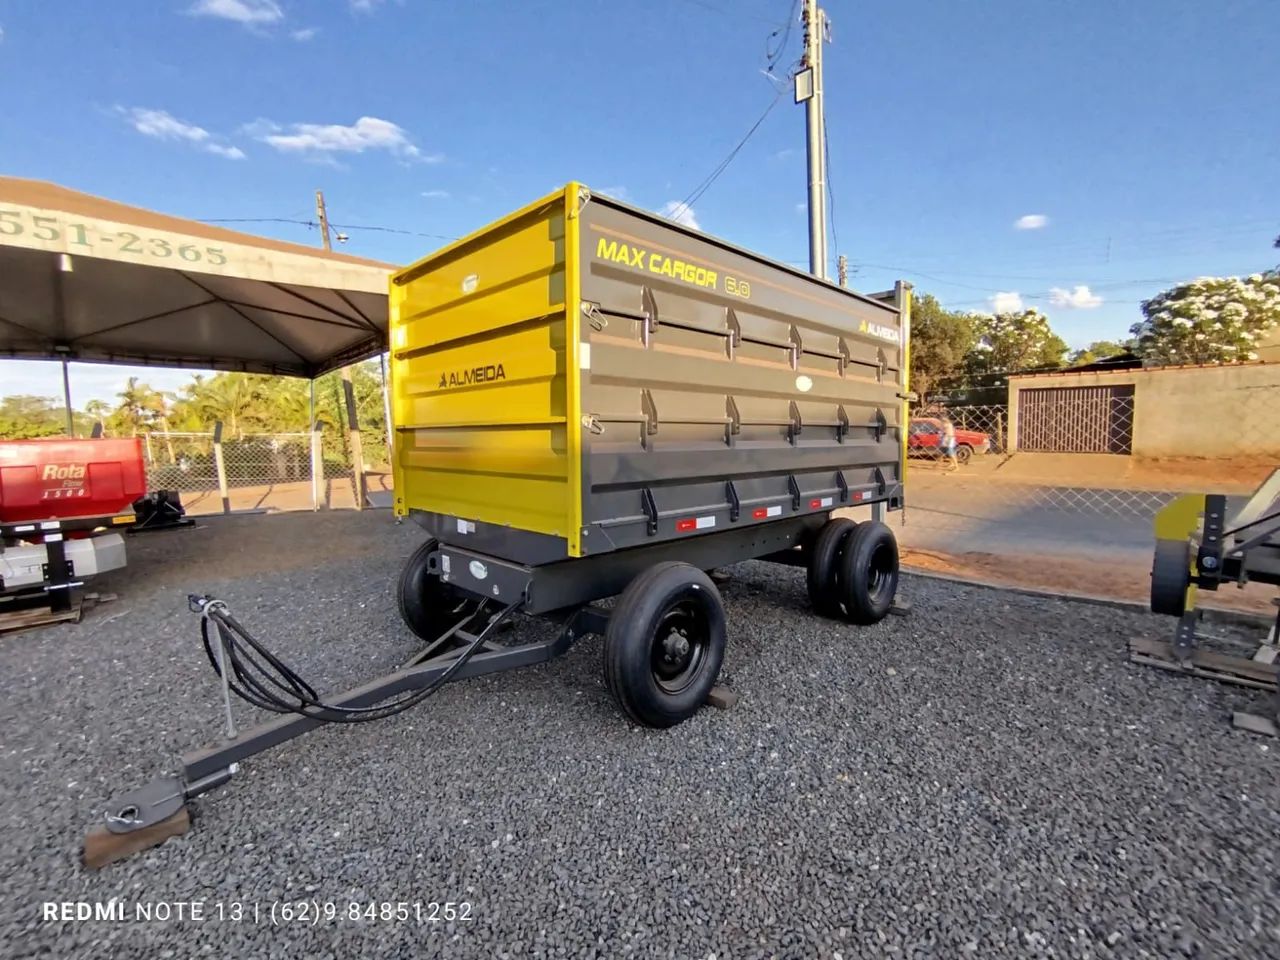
<box><xmin>256</xmin><ymin>116</ymin><xmax>437</xmax><ymax>162</ymax></box>
<box><xmin>350</xmin><ymin>0</ymin><xmax>385</xmax><ymax>10</ymax></box>
<box><xmin>794</xmin><ymin>201</ymin><xmax>807</xmax><ymax>214</ymax></box>
<box><xmin>291</xmin><ymin>27</ymin><xmax>318</xmax><ymax>41</ymax></box>
<box><xmin>0</xmin><ymin>26</ymin><xmax>5</xmax><ymax>44</ymax></box>
<box><xmin>989</xmin><ymin>291</ymin><xmax>1024</xmax><ymax>313</ymax></box>
<box><xmin>660</xmin><ymin>201</ymin><xmax>699</xmax><ymax>230</ymax></box>
<box><xmin>188</xmin><ymin>0</ymin><xmax>283</xmax><ymax>26</ymax></box>
<box><xmin>1049</xmin><ymin>285</ymin><xmax>1103</xmax><ymax>309</ymax></box>
<box><xmin>118</xmin><ymin>107</ymin><xmax>245</xmax><ymax>159</ymax></box>
<box><xmin>206</xmin><ymin>143</ymin><xmax>247</xmax><ymax>160</ymax></box>
<box><xmin>421</xmin><ymin>189</ymin><xmax>450</xmax><ymax>199</ymax></box>
<box><xmin>1014</xmin><ymin>214</ymin><xmax>1048</xmax><ymax>230</ymax></box>
<box><xmin>597</xmin><ymin>185</ymin><xmax>630</xmax><ymax>201</ymax></box>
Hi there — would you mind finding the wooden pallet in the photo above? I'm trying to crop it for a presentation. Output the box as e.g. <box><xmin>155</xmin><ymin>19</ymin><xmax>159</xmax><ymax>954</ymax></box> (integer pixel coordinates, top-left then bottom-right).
<box><xmin>0</xmin><ymin>600</ymin><xmax>82</xmax><ymax>634</ymax></box>
<box><xmin>1127</xmin><ymin>636</ymin><xmax>1279</xmax><ymax>692</ymax></box>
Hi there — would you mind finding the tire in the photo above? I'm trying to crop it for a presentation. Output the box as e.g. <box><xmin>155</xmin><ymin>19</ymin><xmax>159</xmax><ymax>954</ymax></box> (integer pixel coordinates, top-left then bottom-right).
<box><xmin>837</xmin><ymin>521</ymin><xmax>900</xmax><ymax>625</ymax></box>
<box><xmin>396</xmin><ymin>538</ymin><xmax>475</xmax><ymax>642</ymax></box>
<box><xmin>806</xmin><ymin>518</ymin><xmax>857</xmax><ymax>618</ymax></box>
<box><xmin>955</xmin><ymin>444</ymin><xmax>973</xmax><ymax>465</ymax></box>
<box><xmin>604</xmin><ymin>562</ymin><xmax>727</xmax><ymax>728</ymax></box>
<box><xmin>1151</xmin><ymin>538</ymin><xmax>1191</xmax><ymax>617</ymax></box>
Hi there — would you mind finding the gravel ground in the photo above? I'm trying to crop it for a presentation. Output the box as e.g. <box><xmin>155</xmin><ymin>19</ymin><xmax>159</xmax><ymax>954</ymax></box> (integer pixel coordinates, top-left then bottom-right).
<box><xmin>3</xmin><ymin>511</ymin><xmax>1279</xmax><ymax>959</ymax></box>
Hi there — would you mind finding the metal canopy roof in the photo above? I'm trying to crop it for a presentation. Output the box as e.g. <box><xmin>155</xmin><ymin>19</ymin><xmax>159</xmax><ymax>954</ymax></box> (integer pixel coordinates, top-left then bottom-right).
<box><xmin>0</xmin><ymin>177</ymin><xmax>396</xmax><ymax>378</ymax></box>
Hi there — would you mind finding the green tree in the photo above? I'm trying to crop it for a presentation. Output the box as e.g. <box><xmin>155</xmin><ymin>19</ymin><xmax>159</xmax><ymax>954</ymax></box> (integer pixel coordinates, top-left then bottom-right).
<box><xmin>966</xmin><ymin>309</ymin><xmax>1068</xmax><ymax>375</ymax></box>
<box><xmin>1068</xmin><ymin>340</ymin><xmax>1127</xmax><ymax>366</ymax></box>
<box><xmin>908</xmin><ymin>293</ymin><xmax>979</xmax><ymax>399</ymax></box>
<box><xmin>0</xmin><ymin>395</ymin><xmax>65</xmax><ymax>439</ymax></box>
<box><xmin>1130</xmin><ymin>273</ymin><xmax>1280</xmax><ymax>366</ymax></box>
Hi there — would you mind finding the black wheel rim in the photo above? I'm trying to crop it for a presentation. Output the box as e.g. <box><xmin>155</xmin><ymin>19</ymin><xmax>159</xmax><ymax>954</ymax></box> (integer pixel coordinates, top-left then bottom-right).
<box><xmin>650</xmin><ymin>599</ymin><xmax>709</xmax><ymax>694</ymax></box>
<box><xmin>865</xmin><ymin>542</ymin><xmax>896</xmax><ymax>602</ymax></box>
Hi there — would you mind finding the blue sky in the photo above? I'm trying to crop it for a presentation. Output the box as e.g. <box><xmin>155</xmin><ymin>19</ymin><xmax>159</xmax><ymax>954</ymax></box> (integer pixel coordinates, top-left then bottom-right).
<box><xmin>1</xmin><ymin>0</ymin><xmax>1277</xmax><ymax>404</ymax></box>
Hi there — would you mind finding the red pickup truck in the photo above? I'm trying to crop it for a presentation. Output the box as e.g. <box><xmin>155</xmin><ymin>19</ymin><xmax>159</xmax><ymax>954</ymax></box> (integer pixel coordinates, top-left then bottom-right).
<box><xmin>907</xmin><ymin>417</ymin><xmax>991</xmax><ymax>465</ymax></box>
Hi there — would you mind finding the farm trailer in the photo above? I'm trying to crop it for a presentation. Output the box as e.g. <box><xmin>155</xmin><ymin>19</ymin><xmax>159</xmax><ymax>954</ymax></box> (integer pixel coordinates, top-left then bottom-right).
<box><xmin>87</xmin><ymin>185</ymin><xmax>913</xmax><ymax>864</ymax></box>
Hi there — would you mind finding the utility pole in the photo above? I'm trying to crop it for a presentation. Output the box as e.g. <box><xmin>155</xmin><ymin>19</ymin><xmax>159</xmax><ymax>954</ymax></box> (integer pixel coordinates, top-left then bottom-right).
<box><xmin>314</xmin><ymin>189</ymin><xmax>366</xmax><ymax>510</ymax></box>
<box><xmin>837</xmin><ymin>254</ymin><xmax>848</xmax><ymax>288</ymax></box>
<box><xmin>796</xmin><ymin>0</ymin><xmax>829</xmax><ymax>280</ymax></box>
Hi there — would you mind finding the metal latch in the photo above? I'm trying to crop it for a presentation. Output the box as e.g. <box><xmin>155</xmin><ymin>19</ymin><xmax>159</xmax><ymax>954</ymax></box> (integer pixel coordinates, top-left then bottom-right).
<box><xmin>582</xmin><ymin>302</ymin><xmax>607</xmax><ymax>331</ymax></box>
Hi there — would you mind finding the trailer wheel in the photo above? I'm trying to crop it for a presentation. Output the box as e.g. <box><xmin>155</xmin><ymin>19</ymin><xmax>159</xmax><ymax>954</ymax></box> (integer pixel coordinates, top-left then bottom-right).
<box><xmin>604</xmin><ymin>562</ymin><xmax>727</xmax><ymax>728</ymax></box>
<box><xmin>1150</xmin><ymin>538</ymin><xmax>1192</xmax><ymax>617</ymax></box>
<box><xmin>396</xmin><ymin>538</ymin><xmax>475</xmax><ymax>642</ymax></box>
<box><xmin>806</xmin><ymin>517</ymin><xmax>857</xmax><ymax>618</ymax></box>
<box><xmin>837</xmin><ymin>521</ymin><xmax>900</xmax><ymax>625</ymax></box>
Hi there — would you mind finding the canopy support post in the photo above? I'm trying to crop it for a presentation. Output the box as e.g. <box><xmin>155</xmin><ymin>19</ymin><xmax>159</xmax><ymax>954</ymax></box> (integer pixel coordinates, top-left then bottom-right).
<box><xmin>61</xmin><ymin>358</ymin><xmax>74</xmax><ymax>436</ymax></box>
<box><xmin>309</xmin><ymin>380</ymin><xmax>321</xmax><ymax>512</ymax></box>
<box><xmin>380</xmin><ymin>352</ymin><xmax>394</xmax><ymax>473</ymax></box>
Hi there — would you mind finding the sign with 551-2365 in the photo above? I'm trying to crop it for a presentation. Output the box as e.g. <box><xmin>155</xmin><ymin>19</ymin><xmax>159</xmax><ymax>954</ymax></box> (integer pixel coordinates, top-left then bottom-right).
<box><xmin>0</xmin><ymin>207</ymin><xmax>227</xmax><ymax>266</ymax></box>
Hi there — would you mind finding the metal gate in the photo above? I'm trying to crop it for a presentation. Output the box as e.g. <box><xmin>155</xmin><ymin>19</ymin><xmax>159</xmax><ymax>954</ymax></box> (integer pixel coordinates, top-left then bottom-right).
<box><xmin>1017</xmin><ymin>385</ymin><xmax>1135</xmax><ymax>454</ymax></box>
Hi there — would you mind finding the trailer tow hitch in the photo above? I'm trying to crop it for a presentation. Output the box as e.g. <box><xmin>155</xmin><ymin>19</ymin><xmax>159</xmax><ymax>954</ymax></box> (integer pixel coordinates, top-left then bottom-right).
<box><xmin>83</xmin><ymin>592</ymin><xmax>588</xmax><ymax>868</ymax></box>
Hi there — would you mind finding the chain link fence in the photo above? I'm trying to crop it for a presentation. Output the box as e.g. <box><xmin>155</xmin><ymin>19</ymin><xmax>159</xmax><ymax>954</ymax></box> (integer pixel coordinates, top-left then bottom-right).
<box><xmin>140</xmin><ymin>427</ymin><xmax>365</xmax><ymax>515</ymax></box>
<box><xmin>899</xmin><ymin>390</ymin><xmax>1277</xmax><ymax>601</ymax></box>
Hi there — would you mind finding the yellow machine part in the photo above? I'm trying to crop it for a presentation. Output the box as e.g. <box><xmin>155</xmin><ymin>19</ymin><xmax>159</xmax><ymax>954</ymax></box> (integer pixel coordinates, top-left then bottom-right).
<box><xmin>1153</xmin><ymin>493</ymin><xmax>1204</xmax><ymax>613</ymax></box>
<box><xmin>389</xmin><ymin>185</ymin><xmax>585</xmax><ymax>553</ymax></box>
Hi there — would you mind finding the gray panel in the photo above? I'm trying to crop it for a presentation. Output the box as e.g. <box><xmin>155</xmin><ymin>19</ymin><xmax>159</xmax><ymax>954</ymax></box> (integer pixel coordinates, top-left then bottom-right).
<box><xmin>574</xmin><ymin>193</ymin><xmax>904</xmax><ymax>556</ymax></box>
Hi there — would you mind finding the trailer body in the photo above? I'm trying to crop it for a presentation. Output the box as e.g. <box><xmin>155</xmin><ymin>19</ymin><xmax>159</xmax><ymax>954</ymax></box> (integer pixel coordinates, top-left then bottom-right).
<box><xmin>390</xmin><ymin>185</ymin><xmax>908</xmax><ymax>569</ymax></box>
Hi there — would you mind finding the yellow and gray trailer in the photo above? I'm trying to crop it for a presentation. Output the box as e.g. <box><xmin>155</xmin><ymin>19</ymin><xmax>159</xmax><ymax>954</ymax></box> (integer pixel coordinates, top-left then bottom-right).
<box><xmin>88</xmin><ymin>186</ymin><xmax>910</xmax><ymax>864</ymax></box>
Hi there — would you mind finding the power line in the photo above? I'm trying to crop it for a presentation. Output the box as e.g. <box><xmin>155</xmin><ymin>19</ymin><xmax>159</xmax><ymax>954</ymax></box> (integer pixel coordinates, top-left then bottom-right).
<box><xmin>823</xmin><ymin>114</ymin><xmax>838</xmax><ymax>274</ymax></box>
<box><xmin>198</xmin><ymin>216</ymin><xmax>457</xmax><ymax>243</ymax></box>
<box><xmin>668</xmin><ymin>90</ymin><xmax>785</xmax><ymax>223</ymax></box>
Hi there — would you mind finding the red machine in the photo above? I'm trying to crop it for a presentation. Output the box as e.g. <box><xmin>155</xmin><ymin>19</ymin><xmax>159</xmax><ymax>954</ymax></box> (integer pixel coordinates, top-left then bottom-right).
<box><xmin>1</xmin><ymin>438</ymin><xmax>145</xmax><ymax>613</ymax></box>
<box><xmin>0</xmin><ymin>437</ymin><xmax>146</xmax><ymax>527</ymax></box>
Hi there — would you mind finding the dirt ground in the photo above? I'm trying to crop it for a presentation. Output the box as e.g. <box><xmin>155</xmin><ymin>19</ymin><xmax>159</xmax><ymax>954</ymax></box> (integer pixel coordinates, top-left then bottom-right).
<box><xmin>931</xmin><ymin>451</ymin><xmax>1277</xmax><ymax>494</ymax></box>
<box><xmin>901</xmin><ymin>545</ymin><xmax>1277</xmax><ymax>617</ymax></box>
<box><xmin>175</xmin><ymin>471</ymin><xmax>394</xmax><ymax>516</ymax></box>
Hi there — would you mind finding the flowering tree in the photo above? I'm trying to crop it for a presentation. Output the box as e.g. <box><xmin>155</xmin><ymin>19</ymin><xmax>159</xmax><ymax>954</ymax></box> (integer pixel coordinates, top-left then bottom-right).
<box><xmin>965</xmin><ymin>309</ymin><xmax>1068</xmax><ymax>375</ymax></box>
<box><xmin>1131</xmin><ymin>273</ymin><xmax>1280</xmax><ymax>365</ymax></box>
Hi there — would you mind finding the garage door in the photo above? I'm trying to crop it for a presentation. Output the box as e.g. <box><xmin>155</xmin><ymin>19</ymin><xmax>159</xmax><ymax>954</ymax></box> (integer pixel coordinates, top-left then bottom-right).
<box><xmin>1017</xmin><ymin>385</ymin><xmax>1135</xmax><ymax>454</ymax></box>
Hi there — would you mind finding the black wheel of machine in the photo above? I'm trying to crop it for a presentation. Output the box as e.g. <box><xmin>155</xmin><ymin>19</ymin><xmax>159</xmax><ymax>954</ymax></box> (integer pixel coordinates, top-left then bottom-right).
<box><xmin>1151</xmin><ymin>538</ymin><xmax>1192</xmax><ymax>617</ymax></box>
<box><xmin>604</xmin><ymin>562</ymin><xmax>727</xmax><ymax>728</ymax></box>
<box><xmin>955</xmin><ymin>444</ymin><xmax>974</xmax><ymax>466</ymax></box>
<box><xmin>396</xmin><ymin>538</ymin><xmax>477</xmax><ymax>642</ymax></box>
<box><xmin>806</xmin><ymin>517</ymin><xmax>857</xmax><ymax>618</ymax></box>
<box><xmin>837</xmin><ymin>521</ymin><xmax>900</xmax><ymax>625</ymax></box>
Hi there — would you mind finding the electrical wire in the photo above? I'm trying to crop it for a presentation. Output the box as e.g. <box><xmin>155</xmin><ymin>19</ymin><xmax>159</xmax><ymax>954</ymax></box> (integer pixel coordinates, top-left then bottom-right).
<box><xmin>823</xmin><ymin>114</ymin><xmax>838</xmax><ymax>276</ymax></box>
<box><xmin>197</xmin><ymin>217</ymin><xmax>457</xmax><ymax>243</ymax></box>
<box><xmin>668</xmin><ymin>90</ymin><xmax>786</xmax><ymax>223</ymax></box>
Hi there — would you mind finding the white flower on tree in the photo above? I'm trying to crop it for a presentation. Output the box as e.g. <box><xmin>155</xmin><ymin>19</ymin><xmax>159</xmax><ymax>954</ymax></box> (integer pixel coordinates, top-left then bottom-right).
<box><xmin>1131</xmin><ymin>273</ymin><xmax>1280</xmax><ymax>365</ymax></box>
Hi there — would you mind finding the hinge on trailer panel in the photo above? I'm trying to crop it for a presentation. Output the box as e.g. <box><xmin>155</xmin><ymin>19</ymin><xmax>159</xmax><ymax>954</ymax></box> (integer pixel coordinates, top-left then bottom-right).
<box><xmin>570</xmin><ymin>186</ymin><xmax>591</xmax><ymax>218</ymax></box>
<box><xmin>874</xmin><ymin>467</ymin><xmax>887</xmax><ymax>496</ymax></box>
<box><xmin>724</xmin><ymin>395</ymin><xmax>741</xmax><ymax>447</ymax></box>
<box><xmin>835</xmin><ymin>404</ymin><xmax>849</xmax><ymax>443</ymax></box>
<box><xmin>787</xmin><ymin>401</ymin><xmax>803</xmax><ymax>445</ymax></box>
<box><xmin>788</xmin><ymin>323</ymin><xmax>802</xmax><ymax>370</ymax></box>
<box><xmin>581</xmin><ymin>414</ymin><xmax>604</xmax><ymax>435</ymax></box>
<box><xmin>788</xmin><ymin>475</ymin><xmax>802</xmax><ymax>511</ymax></box>
<box><xmin>641</xmin><ymin>286</ymin><xmax>659</xmax><ymax>347</ymax></box>
<box><xmin>872</xmin><ymin>408</ymin><xmax>888</xmax><ymax>442</ymax></box>
<box><xmin>582</xmin><ymin>302</ymin><xmax>607</xmax><ymax>331</ymax></box>
<box><xmin>641</xmin><ymin>389</ymin><xmax>659</xmax><ymax>450</ymax></box>
<box><xmin>837</xmin><ymin>337</ymin><xmax>850</xmax><ymax>376</ymax></box>
<box><xmin>876</xmin><ymin>348</ymin><xmax>888</xmax><ymax>383</ymax></box>
<box><xmin>642</xmin><ymin>487</ymin><xmax>659</xmax><ymax>536</ymax></box>
<box><xmin>725</xmin><ymin>307</ymin><xmax>742</xmax><ymax>359</ymax></box>
<box><xmin>726</xmin><ymin>480</ymin><xmax>741</xmax><ymax>523</ymax></box>
<box><xmin>835</xmin><ymin>470</ymin><xmax>849</xmax><ymax>503</ymax></box>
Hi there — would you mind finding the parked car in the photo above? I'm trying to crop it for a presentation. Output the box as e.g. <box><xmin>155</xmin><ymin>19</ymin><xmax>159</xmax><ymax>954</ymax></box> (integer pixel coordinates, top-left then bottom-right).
<box><xmin>907</xmin><ymin>417</ymin><xmax>991</xmax><ymax>465</ymax></box>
